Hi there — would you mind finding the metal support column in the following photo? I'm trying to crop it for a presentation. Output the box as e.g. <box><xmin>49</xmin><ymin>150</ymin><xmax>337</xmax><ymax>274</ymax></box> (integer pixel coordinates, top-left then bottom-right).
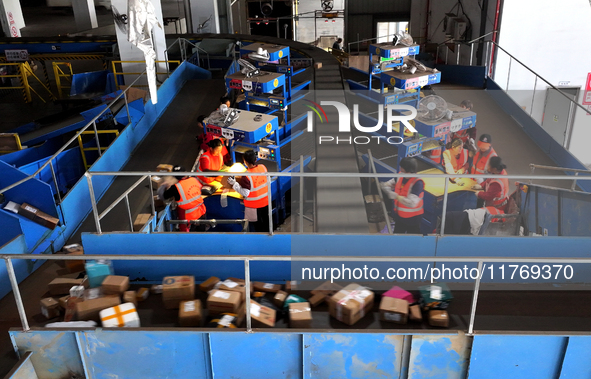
<box><xmin>5</xmin><ymin>258</ymin><xmax>29</xmax><ymax>331</ymax></box>
<box><xmin>85</xmin><ymin>173</ymin><xmax>102</xmax><ymax>233</ymax></box>
<box><xmin>267</xmin><ymin>174</ymin><xmax>273</xmax><ymax>235</ymax></box>
<box><xmin>440</xmin><ymin>179</ymin><xmax>450</xmax><ymax>235</ymax></box>
<box><xmin>125</xmin><ymin>194</ymin><xmax>134</xmax><ymax>232</ymax></box>
<box><xmin>468</xmin><ymin>261</ymin><xmax>484</xmax><ymax>335</ymax></box>
<box><xmin>244</xmin><ymin>259</ymin><xmax>252</xmax><ymax>332</ymax></box>
<box><xmin>92</xmin><ymin>121</ymin><xmax>102</xmax><ymax>157</ymax></box>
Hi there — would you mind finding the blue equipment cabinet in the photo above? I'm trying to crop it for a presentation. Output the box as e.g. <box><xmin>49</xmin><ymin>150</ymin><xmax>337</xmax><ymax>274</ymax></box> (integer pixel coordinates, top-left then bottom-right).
<box><xmin>226</xmin><ymin>71</ymin><xmax>286</xmax><ymax>95</ymax></box>
<box><xmin>369</xmin><ymin>43</ymin><xmax>420</xmax><ymax>59</ymax></box>
<box><xmin>240</xmin><ymin>42</ymin><xmax>290</xmax><ymax>62</ymax></box>
<box><xmin>414</xmin><ymin>103</ymin><xmax>477</xmax><ymax>138</ymax></box>
<box><xmin>380</xmin><ymin>70</ymin><xmax>442</xmax><ymax>90</ymax></box>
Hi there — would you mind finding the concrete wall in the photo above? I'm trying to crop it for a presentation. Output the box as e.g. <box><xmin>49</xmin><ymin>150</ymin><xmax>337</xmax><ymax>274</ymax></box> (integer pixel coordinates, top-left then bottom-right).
<box><xmin>494</xmin><ymin>0</ymin><xmax>591</xmax><ymax>166</ymax></box>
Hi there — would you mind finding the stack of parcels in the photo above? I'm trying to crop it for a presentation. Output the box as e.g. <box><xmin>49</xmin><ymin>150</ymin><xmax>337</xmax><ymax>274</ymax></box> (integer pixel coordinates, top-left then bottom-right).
<box><xmin>381</xmin><ymin>285</ymin><xmax>422</xmax><ymax>323</ymax></box>
<box><xmin>162</xmin><ymin>276</ymin><xmax>195</xmax><ymax>309</ymax></box>
<box><xmin>328</xmin><ymin>284</ymin><xmax>374</xmax><ymax>325</ymax></box>
<box><xmin>418</xmin><ymin>283</ymin><xmax>453</xmax><ymax>328</ymax></box>
<box><xmin>100</xmin><ymin>303</ymin><xmax>140</xmax><ymax>327</ymax></box>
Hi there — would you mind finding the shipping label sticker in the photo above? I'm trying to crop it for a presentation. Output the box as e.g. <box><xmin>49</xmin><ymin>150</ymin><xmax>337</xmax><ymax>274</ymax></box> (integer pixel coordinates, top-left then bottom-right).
<box><xmin>184</xmin><ymin>301</ymin><xmax>195</xmax><ymax>312</ymax></box>
<box><xmin>24</xmin><ymin>206</ymin><xmax>37</xmax><ymax>213</ymax></box>
<box><xmin>213</xmin><ymin>291</ymin><xmax>230</xmax><ymax>300</ymax></box>
<box><xmin>223</xmin><ymin>280</ymin><xmax>238</xmax><ymax>289</ymax></box>
<box><xmin>430</xmin><ymin>285</ymin><xmax>442</xmax><ymax>300</ymax></box>
<box><xmin>219</xmin><ymin>315</ymin><xmax>234</xmax><ymax>327</ymax></box>
<box><xmin>250</xmin><ymin>303</ymin><xmax>261</xmax><ymax>317</ymax></box>
<box><xmin>263</xmin><ymin>283</ymin><xmax>274</xmax><ymax>289</ymax></box>
<box><xmin>384</xmin><ymin>312</ymin><xmax>401</xmax><ymax>321</ymax></box>
<box><xmin>450</xmin><ymin>119</ymin><xmax>463</xmax><ymax>133</ymax></box>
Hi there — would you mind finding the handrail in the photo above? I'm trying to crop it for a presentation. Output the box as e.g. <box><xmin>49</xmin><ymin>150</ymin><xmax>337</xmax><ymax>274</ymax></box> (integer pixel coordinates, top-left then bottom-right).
<box><xmin>530</xmin><ymin>164</ymin><xmax>591</xmax><ymax>175</ymax></box>
<box><xmin>98</xmin><ymin>175</ymin><xmax>147</xmax><ymax>220</ymax></box>
<box><xmin>165</xmin><ymin>37</ymin><xmax>210</xmax><ymax>69</ymax></box>
<box><xmin>3</xmin><ymin>252</ymin><xmax>591</xmax><ymax>334</ymax></box>
<box><xmin>347</xmin><ymin>33</ymin><xmax>403</xmax><ymax>53</ymax></box>
<box><xmin>491</xmin><ymin>41</ymin><xmax>590</xmax><ymax>116</ymax></box>
<box><xmin>436</xmin><ymin>30</ymin><xmax>498</xmax><ymax>47</ymax></box>
<box><xmin>0</xmin><ymin>70</ymin><xmax>147</xmax><ymax>197</ymax></box>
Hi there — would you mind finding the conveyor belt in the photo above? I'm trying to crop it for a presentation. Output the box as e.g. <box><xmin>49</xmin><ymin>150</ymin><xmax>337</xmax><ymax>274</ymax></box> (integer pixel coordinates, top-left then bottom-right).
<box><xmin>69</xmin><ymin>79</ymin><xmax>225</xmax><ymax>238</ymax></box>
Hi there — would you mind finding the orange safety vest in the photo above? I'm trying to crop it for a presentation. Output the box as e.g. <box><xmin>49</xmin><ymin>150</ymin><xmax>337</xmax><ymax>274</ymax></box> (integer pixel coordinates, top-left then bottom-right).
<box><xmin>429</xmin><ymin>148</ymin><xmax>442</xmax><ymax>164</ymax></box>
<box><xmin>485</xmin><ymin>206</ymin><xmax>504</xmax><ymax>223</ymax></box>
<box><xmin>243</xmin><ymin>165</ymin><xmax>269</xmax><ymax>209</ymax></box>
<box><xmin>484</xmin><ymin>169</ymin><xmax>509</xmax><ymax>209</ymax></box>
<box><xmin>471</xmin><ymin>147</ymin><xmax>497</xmax><ymax>175</ymax></box>
<box><xmin>175</xmin><ymin>178</ymin><xmax>206</xmax><ymax>221</ymax></box>
<box><xmin>394</xmin><ymin>177</ymin><xmax>424</xmax><ymax>218</ymax></box>
<box><xmin>443</xmin><ymin>148</ymin><xmax>469</xmax><ymax>173</ymax></box>
<box><xmin>196</xmin><ymin>150</ymin><xmax>223</xmax><ymax>184</ymax></box>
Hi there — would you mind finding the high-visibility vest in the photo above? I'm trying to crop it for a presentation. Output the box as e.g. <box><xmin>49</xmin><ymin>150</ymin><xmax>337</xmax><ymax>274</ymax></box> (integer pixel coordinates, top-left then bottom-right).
<box><xmin>394</xmin><ymin>177</ymin><xmax>424</xmax><ymax>218</ymax></box>
<box><xmin>443</xmin><ymin>148</ymin><xmax>469</xmax><ymax>173</ymax></box>
<box><xmin>485</xmin><ymin>206</ymin><xmax>504</xmax><ymax>223</ymax></box>
<box><xmin>471</xmin><ymin>147</ymin><xmax>497</xmax><ymax>175</ymax></box>
<box><xmin>243</xmin><ymin>164</ymin><xmax>269</xmax><ymax>209</ymax></box>
<box><xmin>429</xmin><ymin>148</ymin><xmax>442</xmax><ymax>164</ymax></box>
<box><xmin>196</xmin><ymin>150</ymin><xmax>223</xmax><ymax>184</ymax></box>
<box><xmin>484</xmin><ymin>169</ymin><xmax>509</xmax><ymax>208</ymax></box>
<box><xmin>175</xmin><ymin>178</ymin><xmax>206</xmax><ymax>221</ymax></box>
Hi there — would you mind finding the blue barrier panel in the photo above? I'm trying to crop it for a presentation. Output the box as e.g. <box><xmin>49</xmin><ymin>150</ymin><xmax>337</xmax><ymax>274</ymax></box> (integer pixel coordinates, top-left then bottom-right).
<box><xmin>561</xmin><ymin>191</ymin><xmax>591</xmax><ymax>236</ymax></box>
<box><xmin>23</xmin><ymin>120</ymin><xmax>88</xmax><ymax>147</ymax></box>
<box><xmin>0</xmin><ymin>139</ymin><xmax>61</xmax><ymax>167</ymax></box>
<box><xmin>0</xmin><ymin>210</ymin><xmax>23</xmax><ymax>247</ymax></box>
<box><xmin>435</xmin><ymin>65</ymin><xmax>486</xmax><ymax>88</ymax></box>
<box><xmin>70</xmin><ymin>70</ymin><xmax>109</xmax><ymax>96</ymax></box>
<box><xmin>303</xmin><ymin>333</ymin><xmax>404</xmax><ymax>379</ymax></box>
<box><xmin>408</xmin><ymin>334</ymin><xmax>470</xmax><ymax>379</ymax></box>
<box><xmin>468</xmin><ymin>335</ymin><xmax>567</xmax><ymax>379</ymax></box>
<box><xmin>486</xmin><ymin>78</ymin><xmax>590</xmax><ymax>193</ymax></box>
<box><xmin>210</xmin><ymin>332</ymin><xmax>301</xmax><ymax>379</ymax></box>
<box><xmin>0</xmin><ymin>236</ymin><xmax>42</xmax><ymax>302</ymax></box>
<box><xmin>0</xmin><ymin>160</ymin><xmax>58</xmax><ymax>219</ymax></box>
<box><xmin>5</xmin><ymin>352</ymin><xmax>38</xmax><ymax>379</ymax></box>
<box><xmin>9</xmin><ymin>330</ymin><xmax>85</xmax><ymax>379</ymax></box>
<box><xmin>559</xmin><ymin>336</ymin><xmax>591</xmax><ymax>379</ymax></box>
<box><xmin>77</xmin><ymin>330</ymin><xmax>212</xmax><ymax>379</ymax></box>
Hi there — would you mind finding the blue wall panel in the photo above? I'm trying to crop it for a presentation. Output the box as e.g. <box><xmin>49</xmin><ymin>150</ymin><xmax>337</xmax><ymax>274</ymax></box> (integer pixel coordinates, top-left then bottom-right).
<box><xmin>435</xmin><ymin>65</ymin><xmax>486</xmax><ymax>88</ymax></box>
<box><xmin>210</xmin><ymin>332</ymin><xmax>301</xmax><ymax>379</ymax></box>
<box><xmin>559</xmin><ymin>336</ymin><xmax>591</xmax><ymax>379</ymax></box>
<box><xmin>78</xmin><ymin>330</ymin><xmax>212</xmax><ymax>379</ymax></box>
<box><xmin>5</xmin><ymin>352</ymin><xmax>38</xmax><ymax>379</ymax></box>
<box><xmin>9</xmin><ymin>330</ymin><xmax>85</xmax><ymax>379</ymax></box>
<box><xmin>468</xmin><ymin>335</ymin><xmax>566</xmax><ymax>379</ymax></box>
<box><xmin>303</xmin><ymin>333</ymin><xmax>404</xmax><ymax>379</ymax></box>
<box><xmin>0</xmin><ymin>139</ymin><xmax>61</xmax><ymax>167</ymax></box>
<box><xmin>408</xmin><ymin>334</ymin><xmax>469</xmax><ymax>379</ymax></box>
<box><xmin>0</xmin><ymin>210</ymin><xmax>23</xmax><ymax>247</ymax></box>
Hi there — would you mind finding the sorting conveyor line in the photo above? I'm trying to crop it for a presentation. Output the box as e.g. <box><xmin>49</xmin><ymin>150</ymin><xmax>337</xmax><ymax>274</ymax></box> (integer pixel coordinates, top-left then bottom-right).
<box><xmin>69</xmin><ymin>79</ymin><xmax>226</xmax><ymax>240</ymax></box>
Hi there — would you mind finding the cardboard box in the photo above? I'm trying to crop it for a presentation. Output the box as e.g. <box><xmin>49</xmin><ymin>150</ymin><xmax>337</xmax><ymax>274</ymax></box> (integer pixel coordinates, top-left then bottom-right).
<box><xmin>48</xmin><ymin>278</ymin><xmax>85</xmax><ymax>296</ymax></box>
<box><xmin>252</xmin><ymin>282</ymin><xmax>281</xmax><ymax>293</ymax></box>
<box><xmin>100</xmin><ymin>303</ymin><xmax>140</xmax><ymax>327</ymax></box>
<box><xmin>62</xmin><ymin>244</ymin><xmax>85</xmax><ymax>273</ymax></box>
<box><xmin>157</xmin><ymin>164</ymin><xmax>174</xmax><ymax>172</ymax></box>
<box><xmin>162</xmin><ymin>276</ymin><xmax>195</xmax><ymax>309</ymax></box>
<box><xmin>179</xmin><ymin>300</ymin><xmax>202</xmax><ymax>327</ymax></box>
<box><xmin>219</xmin><ymin>280</ymin><xmax>246</xmax><ymax>301</ymax></box>
<box><xmin>250</xmin><ymin>300</ymin><xmax>276</xmax><ymax>328</ymax></box>
<box><xmin>101</xmin><ymin>275</ymin><xmax>130</xmax><ymax>295</ymax></box>
<box><xmin>289</xmin><ymin>302</ymin><xmax>312</xmax><ymax>328</ymax></box>
<box><xmin>308</xmin><ymin>293</ymin><xmax>326</xmax><ymax>307</ymax></box>
<box><xmin>311</xmin><ymin>281</ymin><xmax>343</xmax><ymax>296</ymax></box>
<box><xmin>58</xmin><ymin>296</ymin><xmax>69</xmax><ymax>309</ymax></box>
<box><xmin>273</xmin><ymin>290</ymin><xmax>288</xmax><ymax>308</ymax></box>
<box><xmin>328</xmin><ymin>284</ymin><xmax>374</xmax><ymax>326</ymax></box>
<box><xmin>207</xmin><ymin>290</ymin><xmax>241</xmax><ymax>314</ymax></box>
<box><xmin>76</xmin><ymin>295</ymin><xmax>121</xmax><ymax>321</ymax></box>
<box><xmin>428</xmin><ymin>310</ymin><xmax>449</xmax><ymax>327</ymax></box>
<box><xmin>285</xmin><ymin>280</ymin><xmax>298</xmax><ymax>292</ymax></box>
<box><xmin>418</xmin><ymin>283</ymin><xmax>453</xmax><ymax>311</ymax></box>
<box><xmin>136</xmin><ymin>288</ymin><xmax>150</xmax><ymax>302</ymax></box>
<box><xmin>314</xmin><ymin>62</ymin><xmax>322</xmax><ymax>69</ymax></box>
<box><xmin>383</xmin><ymin>285</ymin><xmax>416</xmax><ymax>304</ymax></box>
<box><xmin>123</xmin><ymin>291</ymin><xmax>137</xmax><ymax>306</ymax></box>
<box><xmin>133</xmin><ymin>213</ymin><xmax>151</xmax><ymax>232</ymax></box>
<box><xmin>154</xmin><ymin>196</ymin><xmax>165</xmax><ymax>210</ymax></box>
<box><xmin>85</xmin><ymin>260</ymin><xmax>114</xmax><ymax>288</ymax></box>
<box><xmin>226</xmin><ymin>277</ymin><xmax>246</xmax><ymax>285</ymax></box>
<box><xmin>235</xmin><ymin>302</ymin><xmax>246</xmax><ymax>327</ymax></box>
<box><xmin>40</xmin><ymin>298</ymin><xmax>61</xmax><ymax>319</ymax></box>
<box><xmin>18</xmin><ymin>203</ymin><xmax>59</xmax><ymax>229</ymax></box>
<box><xmin>409</xmin><ymin>305</ymin><xmax>422</xmax><ymax>322</ymax></box>
<box><xmin>379</xmin><ymin>297</ymin><xmax>408</xmax><ymax>324</ymax></box>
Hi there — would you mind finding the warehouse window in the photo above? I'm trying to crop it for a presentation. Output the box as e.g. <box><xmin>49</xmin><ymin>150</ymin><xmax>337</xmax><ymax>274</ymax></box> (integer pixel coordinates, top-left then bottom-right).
<box><xmin>377</xmin><ymin>21</ymin><xmax>409</xmax><ymax>43</ymax></box>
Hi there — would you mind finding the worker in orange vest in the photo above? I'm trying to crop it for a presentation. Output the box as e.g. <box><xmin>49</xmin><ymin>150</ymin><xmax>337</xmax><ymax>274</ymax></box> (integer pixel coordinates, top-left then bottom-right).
<box><xmin>162</xmin><ymin>166</ymin><xmax>207</xmax><ymax>232</ymax></box>
<box><xmin>472</xmin><ymin>156</ymin><xmax>509</xmax><ymax>211</ymax></box>
<box><xmin>381</xmin><ymin>157</ymin><xmax>424</xmax><ymax>234</ymax></box>
<box><xmin>196</xmin><ymin>139</ymin><xmax>226</xmax><ymax>185</ymax></box>
<box><xmin>442</xmin><ymin>138</ymin><xmax>469</xmax><ymax>183</ymax></box>
<box><xmin>471</xmin><ymin>134</ymin><xmax>497</xmax><ymax>180</ymax></box>
<box><xmin>227</xmin><ymin>150</ymin><xmax>269</xmax><ymax>232</ymax></box>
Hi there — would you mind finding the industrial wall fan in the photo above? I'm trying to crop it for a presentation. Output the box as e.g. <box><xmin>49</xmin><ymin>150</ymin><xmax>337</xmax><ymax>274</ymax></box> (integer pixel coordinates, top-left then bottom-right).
<box><xmin>417</xmin><ymin>95</ymin><xmax>448</xmax><ymax>122</ymax></box>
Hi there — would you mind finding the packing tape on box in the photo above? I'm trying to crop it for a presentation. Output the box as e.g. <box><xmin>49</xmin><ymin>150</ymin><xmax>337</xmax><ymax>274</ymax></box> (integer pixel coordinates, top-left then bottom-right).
<box><xmin>213</xmin><ymin>291</ymin><xmax>231</xmax><ymax>300</ymax></box>
<box><xmin>336</xmin><ymin>287</ymin><xmax>372</xmax><ymax>321</ymax></box>
<box><xmin>221</xmin><ymin>280</ymin><xmax>238</xmax><ymax>289</ymax></box>
<box><xmin>102</xmin><ymin>305</ymin><xmax>135</xmax><ymax>327</ymax></box>
<box><xmin>289</xmin><ymin>307</ymin><xmax>311</xmax><ymax>314</ymax></box>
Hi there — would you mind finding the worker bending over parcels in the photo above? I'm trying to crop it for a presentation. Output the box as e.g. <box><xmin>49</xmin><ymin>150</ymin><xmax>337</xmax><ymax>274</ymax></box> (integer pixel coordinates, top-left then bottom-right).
<box><xmin>227</xmin><ymin>150</ymin><xmax>270</xmax><ymax>232</ymax></box>
<box><xmin>472</xmin><ymin>156</ymin><xmax>509</xmax><ymax>211</ymax></box>
<box><xmin>381</xmin><ymin>157</ymin><xmax>425</xmax><ymax>234</ymax></box>
<box><xmin>162</xmin><ymin>166</ymin><xmax>207</xmax><ymax>232</ymax></box>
